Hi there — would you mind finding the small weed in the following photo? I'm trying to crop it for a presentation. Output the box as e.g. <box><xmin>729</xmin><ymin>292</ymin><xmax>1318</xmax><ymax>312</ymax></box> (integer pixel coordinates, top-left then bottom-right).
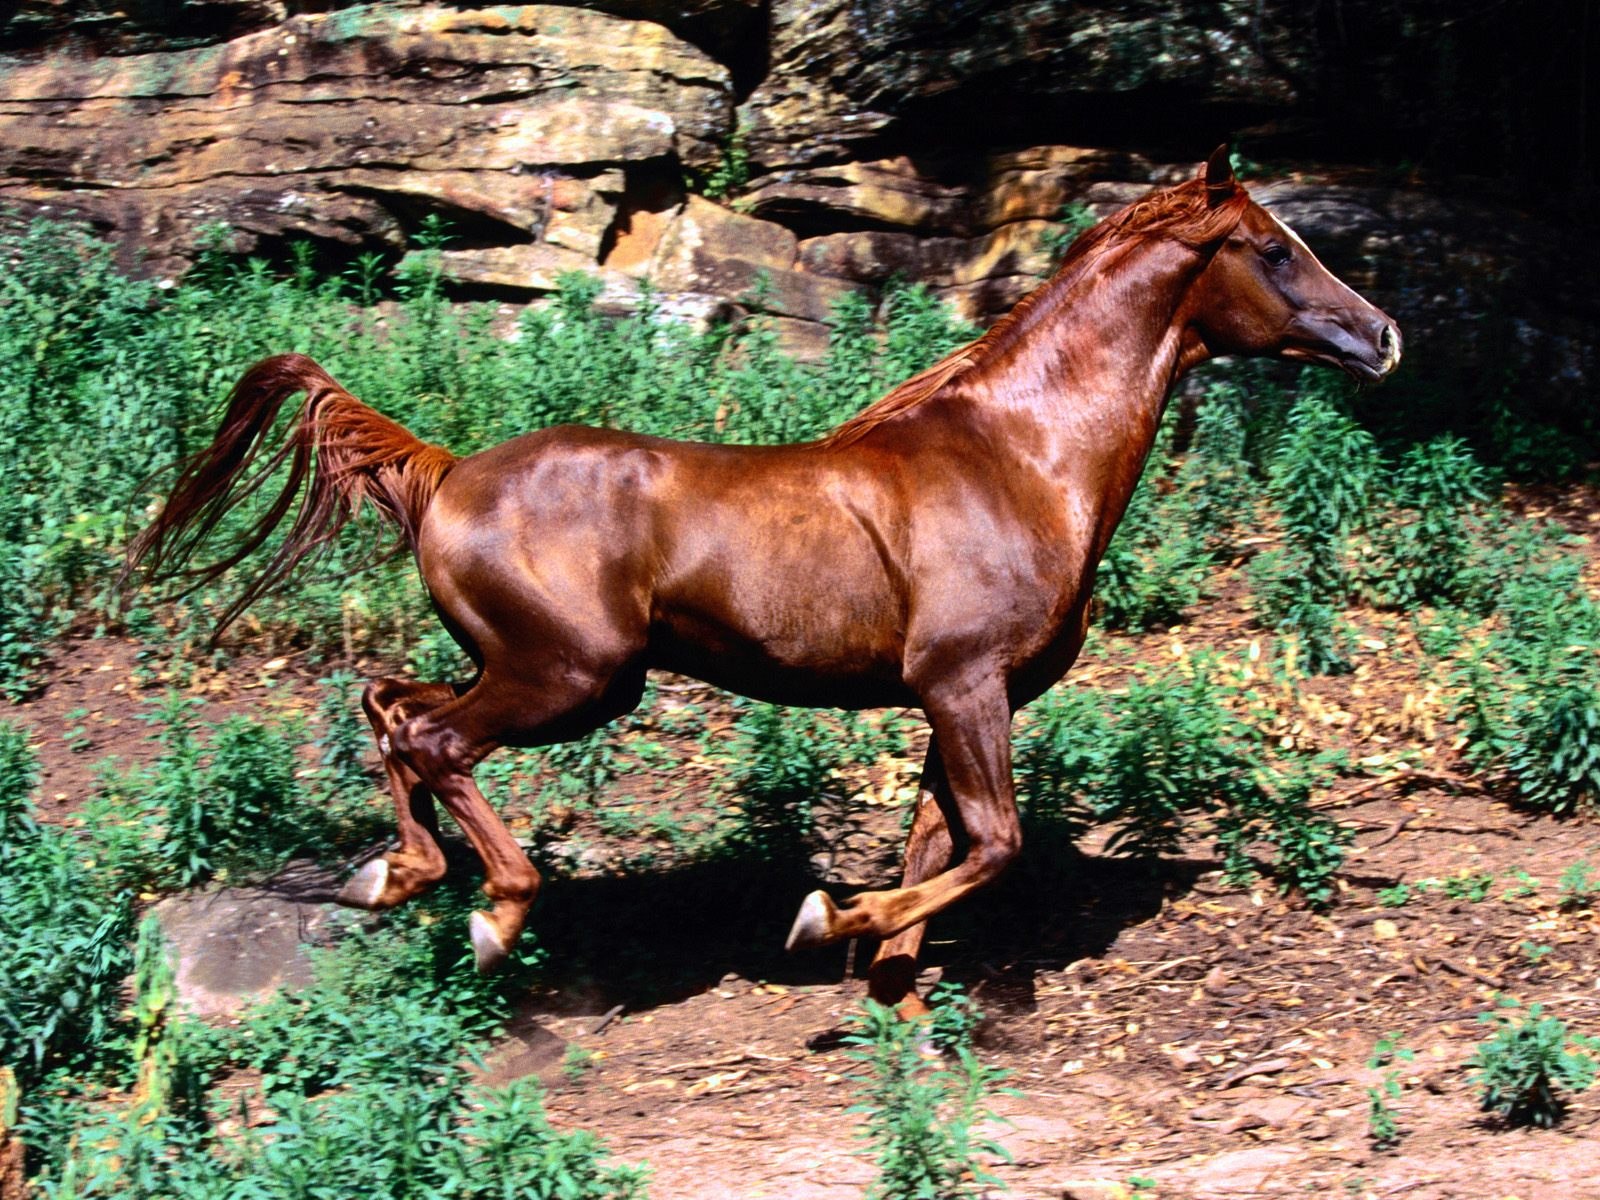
<box><xmin>1365</xmin><ymin>1031</ymin><xmax>1414</xmax><ymax>1150</ymax></box>
<box><xmin>1502</xmin><ymin>869</ymin><xmax>1540</xmax><ymax>900</ymax></box>
<box><xmin>562</xmin><ymin>1042</ymin><xmax>597</xmax><ymax>1083</ymax></box>
<box><xmin>1469</xmin><ymin>997</ymin><xmax>1600</xmax><ymax>1127</ymax></box>
<box><xmin>1558</xmin><ymin>859</ymin><xmax>1599</xmax><ymax>909</ymax></box>
<box><xmin>61</xmin><ymin>706</ymin><xmax>92</xmax><ymax>753</ymax></box>
<box><xmin>1441</xmin><ymin>871</ymin><xmax>1496</xmax><ymax>903</ymax></box>
<box><xmin>1127</xmin><ymin>1176</ymin><xmax>1159</xmax><ymax>1200</ymax></box>
<box><xmin>1377</xmin><ymin>883</ymin><xmax>1412</xmax><ymax>907</ymax></box>
<box><xmin>845</xmin><ymin>986</ymin><xmax>1012</xmax><ymax>1200</ymax></box>
<box><xmin>1519</xmin><ymin>941</ymin><xmax>1553</xmax><ymax>964</ymax></box>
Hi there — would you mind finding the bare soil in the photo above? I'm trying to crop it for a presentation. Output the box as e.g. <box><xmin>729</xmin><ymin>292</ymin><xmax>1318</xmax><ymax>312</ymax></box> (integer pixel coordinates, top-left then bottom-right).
<box><xmin>17</xmin><ymin>489</ymin><xmax>1600</xmax><ymax>1200</ymax></box>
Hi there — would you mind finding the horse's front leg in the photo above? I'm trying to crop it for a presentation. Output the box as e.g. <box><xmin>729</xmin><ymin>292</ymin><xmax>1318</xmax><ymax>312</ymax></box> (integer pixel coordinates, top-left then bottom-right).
<box><xmin>788</xmin><ymin>680</ymin><xmax>1019</xmax><ymax>950</ymax></box>
<box><xmin>337</xmin><ymin>678</ymin><xmax>456</xmax><ymax>910</ymax></box>
<box><xmin>866</xmin><ymin>740</ymin><xmax>956</xmax><ymax>1017</ymax></box>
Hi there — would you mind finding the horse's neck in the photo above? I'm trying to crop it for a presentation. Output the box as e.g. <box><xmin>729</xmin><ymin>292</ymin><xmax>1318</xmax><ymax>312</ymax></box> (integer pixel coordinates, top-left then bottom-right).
<box><xmin>964</xmin><ymin>239</ymin><xmax>1204</xmax><ymax>535</ymax></box>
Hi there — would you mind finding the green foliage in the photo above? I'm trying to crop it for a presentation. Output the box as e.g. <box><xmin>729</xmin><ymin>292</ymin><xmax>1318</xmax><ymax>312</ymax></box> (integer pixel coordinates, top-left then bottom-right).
<box><xmin>1174</xmin><ymin>381</ymin><xmax>1256</xmax><ymax>560</ymax></box>
<box><xmin>1095</xmin><ymin>408</ymin><xmax>1212</xmax><ymax>631</ymax></box>
<box><xmin>723</xmin><ymin>703</ymin><xmax>903</xmax><ymax>861</ymax></box>
<box><xmin>313</xmin><ymin>669</ymin><xmax>374</xmax><ymax>804</ymax></box>
<box><xmin>1250</xmin><ymin>377</ymin><xmax>1380</xmax><ymax>672</ymax></box>
<box><xmin>1468</xmin><ymin>998</ymin><xmax>1600</xmax><ymax>1127</ymax></box>
<box><xmin>1014</xmin><ymin>655</ymin><xmax>1349</xmax><ymax>905</ymax></box>
<box><xmin>0</xmin><ymin>723</ymin><xmax>134</xmax><ymax>1089</ymax></box>
<box><xmin>1455</xmin><ymin>527</ymin><xmax>1600</xmax><ymax>813</ymax></box>
<box><xmin>1040</xmin><ymin>201</ymin><xmax>1099</xmax><ymax>262</ymax></box>
<box><xmin>844</xmin><ymin>987</ymin><xmax>1011</xmax><ymax>1200</ymax></box>
<box><xmin>24</xmin><ymin>881</ymin><xmax>634</xmax><ymax>1200</ymax></box>
<box><xmin>1366</xmin><ymin>436</ymin><xmax>1493</xmax><ymax>610</ymax></box>
<box><xmin>1557</xmin><ymin>859</ymin><xmax>1599</xmax><ymax>910</ymax></box>
<box><xmin>701</xmin><ymin>117</ymin><xmax>752</xmax><ymax>202</ymax></box>
<box><xmin>1440</xmin><ymin>870</ymin><xmax>1496</xmax><ymax>903</ymax></box>
<box><xmin>1377</xmin><ymin>883</ymin><xmax>1411</xmax><ymax>908</ymax></box>
<box><xmin>1365</xmin><ymin>1031</ymin><xmax>1414</xmax><ymax>1150</ymax></box>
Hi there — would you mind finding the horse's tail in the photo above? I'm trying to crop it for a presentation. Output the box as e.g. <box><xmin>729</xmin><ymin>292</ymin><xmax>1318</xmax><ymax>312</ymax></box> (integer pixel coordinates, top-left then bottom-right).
<box><xmin>122</xmin><ymin>353</ymin><xmax>457</xmax><ymax>634</ymax></box>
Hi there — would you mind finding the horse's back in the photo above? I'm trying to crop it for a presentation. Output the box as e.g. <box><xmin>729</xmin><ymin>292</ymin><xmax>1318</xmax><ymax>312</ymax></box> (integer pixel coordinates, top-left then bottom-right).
<box><xmin>417</xmin><ymin>425</ymin><xmax>912</xmax><ymax>698</ymax></box>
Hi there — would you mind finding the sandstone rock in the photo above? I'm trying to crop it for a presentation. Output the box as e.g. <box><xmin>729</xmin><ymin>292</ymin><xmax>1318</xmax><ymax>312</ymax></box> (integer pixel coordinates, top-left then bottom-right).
<box><xmin>0</xmin><ymin>4</ymin><xmax>731</xmax><ymax>269</ymax></box>
<box><xmin>797</xmin><ymin>230</ymin><xmax>928</xmax><ymax>283</ymax></box>
<box><xmin>642</xmin><ymin>193</ymin><xmax>861</xmax><ymax>326</ymax></box>
<box><xmin>651</xmin><ymin>193</ymin><xmax>798</xmax><ymax>275</ymax></box>
<box><xmin>744</xmin><ymin>157</ymin><xmax>970</xmax><ymax>233</ymax></box>
<box><xmin>743</xmin><ymin>0</ymin><xmax>1307</xmax><ymax>170</ymax></box>
<box><xmin>429</xmin><ymin>243</ymin><xmax>615</xmax><ymax>295</ymax></box>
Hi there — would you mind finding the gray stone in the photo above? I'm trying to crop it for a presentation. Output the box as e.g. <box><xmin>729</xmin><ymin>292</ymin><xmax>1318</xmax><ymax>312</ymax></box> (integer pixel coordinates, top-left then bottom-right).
<box><xmin>152</xmin><ymin>864</ymin><xmax>345</xmax><ymax>1019</ymax></box>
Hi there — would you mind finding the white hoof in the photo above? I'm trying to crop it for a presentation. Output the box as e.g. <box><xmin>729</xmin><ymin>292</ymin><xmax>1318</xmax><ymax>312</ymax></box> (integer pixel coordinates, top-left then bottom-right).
<box><xmin>337</xmin><ymin>858</ymin><xmax>389</xmax><ymax>909</ymax></box>
<box><xmin>470</xmin><ymin>911</ymin><xmax>509</xmax><ymax>973</ymax></box>
<box><xmin>785</xmin><ymin>890</ymin><xmax>838</xmax><ymax>952</ymax></box>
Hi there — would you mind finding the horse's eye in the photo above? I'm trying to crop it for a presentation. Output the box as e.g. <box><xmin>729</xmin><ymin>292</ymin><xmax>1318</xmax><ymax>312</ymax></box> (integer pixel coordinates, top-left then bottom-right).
<box><xmin>1263</xmin><ymin>244</ymin><xmax>1292</xmax><ymax>267</ymax></box>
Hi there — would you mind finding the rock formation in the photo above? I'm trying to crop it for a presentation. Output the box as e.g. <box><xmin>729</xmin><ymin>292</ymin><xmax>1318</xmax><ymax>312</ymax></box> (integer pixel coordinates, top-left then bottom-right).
<box><xmin>0</xmin><ymin>1</ymin><xmax>1592</xmax><ymax>420</ymax></box>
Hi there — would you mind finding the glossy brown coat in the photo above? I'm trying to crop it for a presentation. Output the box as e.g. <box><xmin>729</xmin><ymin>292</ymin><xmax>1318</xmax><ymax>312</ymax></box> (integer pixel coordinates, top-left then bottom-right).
<box><xmin>127</xmin><ymin>152</ymin><xmax>1401</xmax><ymax>1007</ymax></box>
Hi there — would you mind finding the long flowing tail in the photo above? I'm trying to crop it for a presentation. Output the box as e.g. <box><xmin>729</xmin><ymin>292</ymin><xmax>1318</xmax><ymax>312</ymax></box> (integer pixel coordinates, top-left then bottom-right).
<box><xmin>122</xmin><ymin>353</ymin><xmax>457</xmax><ymax>633</ymax></box>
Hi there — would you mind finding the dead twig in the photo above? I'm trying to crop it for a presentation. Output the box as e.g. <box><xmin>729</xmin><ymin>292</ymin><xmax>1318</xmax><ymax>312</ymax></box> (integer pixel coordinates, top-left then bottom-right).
<box><xmin>1314</xmin><ymin>770</ymin><xmax>1483</xmax><ymax>810</ymax></box>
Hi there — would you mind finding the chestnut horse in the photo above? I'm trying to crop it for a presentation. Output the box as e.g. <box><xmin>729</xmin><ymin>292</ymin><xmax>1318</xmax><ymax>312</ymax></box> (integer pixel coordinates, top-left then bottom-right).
<box><xmin>126</xmin><ymin>150</ymin><xmax>1400</xmax><ymax>1012</ymax></box>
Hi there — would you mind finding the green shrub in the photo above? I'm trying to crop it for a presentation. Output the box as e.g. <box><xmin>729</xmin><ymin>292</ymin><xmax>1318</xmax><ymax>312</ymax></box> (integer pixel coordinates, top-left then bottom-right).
<box><xmin>844</xmin><ymin>986</ymin><xmax>1011</xmax><ymax>1200</ymax></box>
<box><xmin>1173</xmin><ymin>380</ymin><xmax>1256</xmax><ymax>560</ymax></box>
<box><xmin>1365</xmin><ymin>1031</ymin><xmax>1413</xmax><ymax>1150</ymax></box>
<box><xmin>1250</xmin><ymin>378</ymin><xmax>1380</xmax><ymax>673</ymax></box>
<box><xmin>1363</xmin><ymin>435</ymin><xmax>1493</xmax><ymax>610</ymax></box>
<box><xmin>1456</xmin><ymin>530</ymin><xmax>1600</xmax><ymax>813</ymax></box>
<box><xmin>720</xmin><ymin>703</ymin><xmax>908</xmax><ymax>862</ymax></box>
<box><xmin>1469</xmin><ymin>998</ymin><xmax>1599</xmax><ymax>1127</ymax></box>
<box><xmin>1014</xmin><ymin>655</ymin><xmax>1349</xmax><ymax>905</ymax></box>
<box><xmin>0</xmin><ymin>724</ymin><xmax>134</xmax><ymax>1089</ymax></box>
<box><xmin>1096</xmin><ymin>411</ymin><xmax>1212</xmax><ymax>631</ymax></box>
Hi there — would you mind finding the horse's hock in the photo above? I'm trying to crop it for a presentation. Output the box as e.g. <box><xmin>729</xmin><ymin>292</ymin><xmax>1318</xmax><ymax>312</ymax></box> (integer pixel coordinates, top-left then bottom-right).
<box><xmin>0</xmin><ymin>1</ymin><xmax>1588</xmax><ymax>392</ymax></box>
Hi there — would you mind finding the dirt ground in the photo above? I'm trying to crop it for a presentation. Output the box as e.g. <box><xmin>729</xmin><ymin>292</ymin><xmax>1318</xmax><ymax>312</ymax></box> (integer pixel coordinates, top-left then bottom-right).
<box><xmin>16</xmin><ymin>490</ymin><xmax>1600</xmax><ymax>1200</ymax></box>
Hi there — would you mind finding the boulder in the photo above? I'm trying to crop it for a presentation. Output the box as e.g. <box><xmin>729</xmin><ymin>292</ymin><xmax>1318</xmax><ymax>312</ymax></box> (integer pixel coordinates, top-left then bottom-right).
<box><xmin>742</xmin><ymin>0</ymin><xmax>1307</xmax><ymax>170</ymax></box>
<box><xmin>0</xmin><ymin>4</ymin><xmax>732</xmax><ymax>271</ymax></box>
<box><xmin>151</xmin><ymin>873</ymin><xmax>342</xmax><ymax>1019</ymax></box>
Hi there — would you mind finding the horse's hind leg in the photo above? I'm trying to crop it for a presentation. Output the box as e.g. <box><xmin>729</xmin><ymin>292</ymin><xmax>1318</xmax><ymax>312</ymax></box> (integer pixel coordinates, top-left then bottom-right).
<box><xmin>387</xmin><ymin>670</ymin><xmax>638</xmax><ymax>971</ymax></box>
<box><xmin>338</xmin><ymin>678</ymin><xmax>458</xmax><ymax>911</ymax></box>
<box><xmin>865</xmin><ymin>740</ymin><xmax>955</xmax><ymax>1017</ymax></box>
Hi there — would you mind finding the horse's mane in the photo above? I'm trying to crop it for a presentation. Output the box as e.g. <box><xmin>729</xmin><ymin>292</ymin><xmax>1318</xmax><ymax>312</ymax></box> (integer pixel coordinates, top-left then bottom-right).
<box><xmin>817</xmin><ymin>174</ymin><xmax>1251</xmax><ymax>449</ymax></box>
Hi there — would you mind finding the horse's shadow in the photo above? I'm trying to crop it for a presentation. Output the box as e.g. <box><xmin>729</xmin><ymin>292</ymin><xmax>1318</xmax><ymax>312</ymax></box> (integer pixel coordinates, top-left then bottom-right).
<box><xmin>508</xmin><ymin>837</ymin><xmax>1216</xmax><ymax>1022</ymax></box>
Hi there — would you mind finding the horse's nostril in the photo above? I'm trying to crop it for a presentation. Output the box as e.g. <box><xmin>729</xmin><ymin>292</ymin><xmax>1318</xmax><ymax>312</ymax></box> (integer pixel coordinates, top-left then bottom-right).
<box><xmin>1380</xmin><ymin>325</ymin><xmax>1394</xmax><ymax>352</ymax></box>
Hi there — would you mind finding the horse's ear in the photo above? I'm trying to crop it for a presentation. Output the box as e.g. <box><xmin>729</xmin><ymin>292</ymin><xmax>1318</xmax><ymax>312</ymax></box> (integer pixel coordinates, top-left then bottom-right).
<box><xmin>1203</xmin><ymin>144</ymin><xmax>1236</xmax><ymax>205</ymax></box>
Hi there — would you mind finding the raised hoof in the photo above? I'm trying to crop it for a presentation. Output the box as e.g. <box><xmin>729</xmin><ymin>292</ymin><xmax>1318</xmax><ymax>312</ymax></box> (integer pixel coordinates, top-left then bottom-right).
<box><xmin>785</xmin><ymin>889</ymin><xmax>840</xmax><ymax>952</ymax></box>
<box><xmin>337</xmin><ymin>858</ymin><xmax>390</xmax><ymax>910</ymax></box>
<box><xmin>469</xmin><ymin>910</ymin><xmax>510</xmax><ymax>973</ymax></box>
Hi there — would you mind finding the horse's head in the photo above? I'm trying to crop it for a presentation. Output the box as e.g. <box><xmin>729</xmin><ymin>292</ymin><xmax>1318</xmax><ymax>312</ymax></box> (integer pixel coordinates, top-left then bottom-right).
<box><xmin>1186</xmin><ymin>148</ymin><xmax>1402</xmax><ymax>384</ymax></box>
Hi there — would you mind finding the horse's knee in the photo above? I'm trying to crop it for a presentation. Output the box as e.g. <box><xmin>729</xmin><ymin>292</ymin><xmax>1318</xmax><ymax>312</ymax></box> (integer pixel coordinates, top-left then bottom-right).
<box><xmin>388</xmin><ymin>718</ymin><xmax>472</xmax><ymax>779</ymax></box>
<box><xmin>972</xmin><ymin>823</ymin><xmax>1022</xmax><ymax>876</ymax></box>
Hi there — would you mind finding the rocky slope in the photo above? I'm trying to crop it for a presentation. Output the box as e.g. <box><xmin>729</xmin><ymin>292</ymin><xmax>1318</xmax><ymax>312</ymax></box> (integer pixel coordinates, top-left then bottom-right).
<box><xmin>0</xmin><ymin>1</ymin><xmax>1592</xmax><ymax>419</ymax></box>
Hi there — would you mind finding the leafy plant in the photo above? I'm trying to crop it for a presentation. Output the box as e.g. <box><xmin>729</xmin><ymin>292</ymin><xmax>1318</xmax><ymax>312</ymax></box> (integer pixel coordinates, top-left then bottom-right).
<box><xmin>844</xmin><ymin>987</ymin><xmax>1011</xmax><ymax>1200</ymax></box>
<box><xmin>1017</xmin><ymin>654</ymin><xmax>1348</xmax><ymax>904</ymax></box>
<box><xmin>0</xmin><ymin>723</ymin><xmax>134</xmax><ymax>1089</ymax></box>
<box><xmin>1250</xmin><ymin>378</ymin><xmax>1380</xmax><ymax>673</ymax></box>
<box><xmin>1365</xmin><ymin>1031</ymin><xmax>1414</xmax><ymax>1150</ymax></box>
<box><xmin>1366</xmin><ymin>435</ymin><xmax>1492</xmax><ymax>609</ymax></box>
<box><xmin>1557</xmin><ymin>859</ymin><xmax>1599</xmax><ymax>910</ymax></box>
<box><xmin>1468</xmin><ymin>998</ymin><xmax>1599</xmax><ymax>1127</ymax></box>
<box><xmin>1441</xmin><ymin>871</ymin><xmax>1496</xmax><ymax>903</ymax></box>
<box><xmin>1377</xmin><ymin>883</ymin><xmax>1412</xmax><ymax>907</ymax></box>
<box><xmin>1096</xmin><ymin>409</ymin><xmax>1211</xmax><ymax>631</ymax></box>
